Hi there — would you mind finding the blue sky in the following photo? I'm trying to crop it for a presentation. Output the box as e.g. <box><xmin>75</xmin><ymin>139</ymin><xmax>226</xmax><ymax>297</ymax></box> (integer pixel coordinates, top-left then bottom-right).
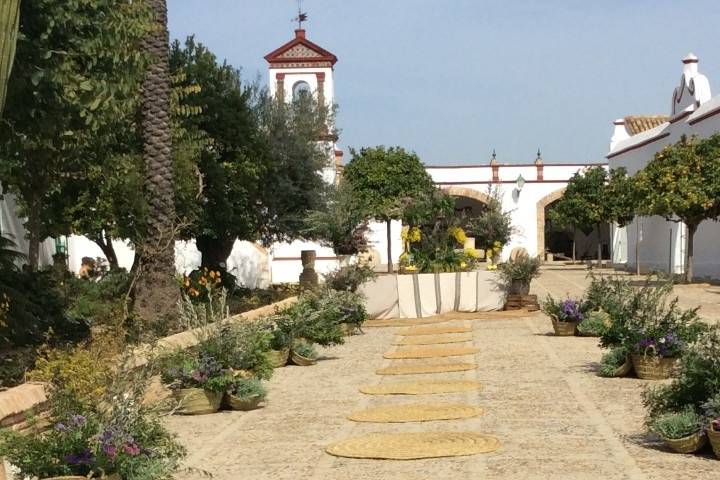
<box><xmin>168</xmin><ymin>0</ymin><xmax>720</xmax><ymax>165</ymax></box>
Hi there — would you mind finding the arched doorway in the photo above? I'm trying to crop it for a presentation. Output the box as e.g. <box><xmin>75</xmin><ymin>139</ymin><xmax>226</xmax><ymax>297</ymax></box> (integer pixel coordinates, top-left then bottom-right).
<box><xmin>441</xmin><ymin>187</ymin><xmax>490</xmax><ymax>216</ymax></box>
<box><xmin>536</xmin><ymin>189</ymin><xmax>566</xmax><ymax>260</ymax></box>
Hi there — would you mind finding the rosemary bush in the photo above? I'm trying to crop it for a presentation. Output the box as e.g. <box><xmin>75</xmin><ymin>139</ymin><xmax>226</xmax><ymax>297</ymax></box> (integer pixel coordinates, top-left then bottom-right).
<box><xmin>230</xmin><ymin>378</ymin><xmax>266</xmax><ymax>400</ymax></box>
<box><xmin>598</xmin><ymin>346</ymin><xmax>628</xmax><ymax>377</ymax></box>
<box><xmin>651</xmin><ymin>408</ymin><xmax>703</xmax><ymax>439</ymax></box>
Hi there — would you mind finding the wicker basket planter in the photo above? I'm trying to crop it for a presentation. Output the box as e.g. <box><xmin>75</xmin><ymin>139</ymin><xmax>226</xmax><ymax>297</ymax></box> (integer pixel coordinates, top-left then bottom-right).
<box><xmin>290</xmin><ymin>351</ymin><xmax>317</xmax><ymax>366</ymax></box>
<box><xmin>225</xmin><ymin>393</ymin><xmax>264</xmax><ymax>411</ymax></box>
<box><xmin>630</xmin><ymin>354</ymin><xmax>678</xmax><ymax>380</ymax></box>
<box><xmin>708</xmin><ymin>427</ymin><xmax>720</xmax><ymax>459</ymax></box>
<box><xmin>662</xmin><ymin>431</ymin><xmax>707</xmax><ymax>454</ymax></box>
<box><xmin>551</xmin><ymin>318</ymin><xmax>578</xmax><ymax>336</ymax></box>
<box><xmin>44</xmin><ymin>475</ymin><xmax>122</xmax><ymax>480</ymax></box>
<box><xmin>610</xmin><ymin>359</ymin><xmax>632</xmax><ymax>377</ymax></box>
<box><xmin>172</xmin><ymin>388</ymin><xmax>223</xmax><ymax>415</ymax></box>
<box><xmin>266</xmin><ymin>348</ymin><xmax>290</xmax><ymax>368</ymax></box>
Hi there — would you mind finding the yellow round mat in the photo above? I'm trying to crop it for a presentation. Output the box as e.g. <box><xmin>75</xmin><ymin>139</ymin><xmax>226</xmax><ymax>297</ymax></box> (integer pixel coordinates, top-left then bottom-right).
<box><xmin>384</xmin><ymin>346</ymin><xmax>480</xmax><ymax>359</ymax></box>
<box><xmin>364</xmin><ymin>318</ymin><xmax>453</xmax><ymax>328</ymax></box>
<box><xmin>326</xmin><ymin>432</ymin><xmax>500</xmax><ymax>459</ymax></box>
<box><xmin>360</xmin><ymin>380</ymin><xmax>482</xmax><ymax>395</ymax></box>
<box><xmin>348</xmin><ymin>403</ymin><xmax>484</xmax><ymax>423</ymax></box>
<box><xmin>393</xmin><ymin>333</ymin><xmax>473</xmax><ymax>346</ymax></box>
<box><xmin>398</xmin><ymin>325</ymin><xmax>473</xmax><ymax>336</ymax></box>
<box><xmin>376</xmin><ymin>362</ymin><xmax>477</xmax><ymax>375</ymax></box>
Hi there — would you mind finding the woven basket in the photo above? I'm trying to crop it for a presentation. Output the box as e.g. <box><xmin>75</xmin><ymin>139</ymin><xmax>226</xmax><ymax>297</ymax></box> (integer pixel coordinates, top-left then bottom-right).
<box><xmin>225</xmin><ymin>393</ymin><xmax>264</xmax><ymax>411</ymax></box>
<box><xmin>630</xmin><ymin>354</ymin><xmax>677</xmax><ymax>380</ymax></box>
<box><xmin>266</xmin><ymin>348</ymin><xmax>290</xmax><ymax>368</ymax></box>
<box><xmin>44</xmin><ymin>475</ymin><xmax>122</xmax><ymax>480</ymax></box>
<box><xmin>610</xmin><ymin>359</ymin><xmax>632</xmax><ymax>377</ymax></box>
<box><xmin>551</xmin><ymin>318</ymin><xmax>577</xmax><ymax>336</ymax></box>
<box><xmin>662</xmin><ymin>431</ymin><xmax>707</xmax><ymax>454</ymax></box>
<box><xmin>290</xmin><ymin>351</ymin><xmax>317</xmax><ymax>366</ymax></box>
<box><xmin>708</xmin><ymin>427</ymin><xmax>720</xmax><ymax>459</ymax></box>
<box><xmin>172</xmin><ymin>388</ymin><xmax>222</xmax><ymax>415</ymax></box>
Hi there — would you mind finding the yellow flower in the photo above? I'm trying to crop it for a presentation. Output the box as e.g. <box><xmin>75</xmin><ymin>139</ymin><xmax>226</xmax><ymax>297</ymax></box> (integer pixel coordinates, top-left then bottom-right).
<box><xmin>408</xmin><ymin>227</ymin><xmax>422</xmax><ymax>243</ymax></box>
<box><xmin>493</xmin><ymin>246</ymin><xmax>502</xmax><ymax>253</ymax></box>
<box><xmin>486</xmin><ymin>248</ymin><xmax>493</xmax><ymax>258</ymax></box>
<box><xmin>401</xmin><ymin>226</ymin><xmax>409</xmax><ymax>241</ymax></box>
<box><xmin>405</xmin><ymin>265</ymin><xmax>418</xmax><ymax>272</ymax></box>
<box><xmin>464</xmin><ymin>248</ymin><xmax>479</xmax><ymax>258</ymax></box>
<box><xmin>451</xmin><ymin>227</ymin><xmax>467</xmax><ymax>245</ymax></box>
<box><xmin>493</xmin><ymin>240</ymin><xmax>502</xmax><ymax>248</ymax></box>
<box><xmin>209</xmin><ymin>271</ymin><xmax>216</xmax><ymax>279</ymax></box>
<box><xmin>460</xmin><ymin>261</ymin><xmax>467</xmax><ymax>269</ymax></box>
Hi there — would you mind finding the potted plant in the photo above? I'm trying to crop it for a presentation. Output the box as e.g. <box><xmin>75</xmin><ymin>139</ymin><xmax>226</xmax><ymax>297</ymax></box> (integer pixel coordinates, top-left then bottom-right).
<box><xmin>597</xmin><ymin>346</ymin><xmax>631</xmax><ymax>378</ymax></box>
<box><xmin>498</xmin><ymin>255</ymin><xmax>541</xmax><ymax>295</ymax></box>
<box><xmin>541</xmin><ymin>296</ymin><xmax>585</xmax><ymax>336</ymax></box>
<box><xmin>290</xmin><ymin>340</ymin><xmax>319</xmax><ymax>366</ymax></box>
<box><xmin>161</xmin><ymin>353</ymin><xmax>234</xmax><ymax>415</ymax></box>
<box><xmin>225</xmin><ymin>378</ymin><xmax>267</xmax><ymax>411</ymax></box>
<box><xmin>629</xmin><ymin>333</ymin><xmax>682</xmax><ymax>380</ymax></box>
<box><xmin>266</xmin><ymin>317</ymin><xmax>293</xmax><ymax>368</ymax></box>
<box><xmin>577</xmin><ymin>309</ymin><xmax>610</xmax><ymax>337</ymax></box>
<box><xmin>702</xmin><ymin>394</ymin><xmax>720</xmax><ymax>458</ymax></box>
<box><xmin>708</xmin><ymin>417</ymin><xmax>720</xmax><ymax>459</ymax></box>
<box><xmin>0</xmin><ymin>393</ymin><xmax>184</xmax><ymax>480</ymax></box>
<box><xmin>651</xmin><ymin>408</ymin><xmax>707</xmax><ymax>454</ymax></box>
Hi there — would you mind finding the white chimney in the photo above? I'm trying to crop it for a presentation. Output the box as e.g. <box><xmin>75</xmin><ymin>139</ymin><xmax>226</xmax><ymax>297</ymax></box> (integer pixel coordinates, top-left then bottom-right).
<box><xmin>610</xmin><ymin>118</ymin><xmax>630</xmax><ymax>151</ymax></box>
<box><xmin>682</xmin><ymin>53</ymin><xmax>699</xmax><ymax>76</ymax></box>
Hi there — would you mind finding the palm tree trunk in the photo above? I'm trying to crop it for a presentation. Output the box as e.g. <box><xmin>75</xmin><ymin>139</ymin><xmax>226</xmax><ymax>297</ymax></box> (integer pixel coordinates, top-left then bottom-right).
<box><xmin>0</xmin><ymin>0</ymin><xmax>20</xmax><ymax>115</ymax></box>
<box><xmin>133</xmin><ymin>0</ymin><xmax>178</xmax><ymax>328</ymax></box>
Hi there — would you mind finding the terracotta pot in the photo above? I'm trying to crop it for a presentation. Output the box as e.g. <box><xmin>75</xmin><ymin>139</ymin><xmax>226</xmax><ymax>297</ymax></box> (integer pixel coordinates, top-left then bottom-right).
<box><xmin>630</xmin><ymin>354</ymin><xmax>677</xmax><ymax>380</ymax></box>
<box><xmin>662</xmin><ymin>431</ymin><xmax>707</xmax><ymax>454</ymax></box>
<box><xmin>266</xmin><ymin>348</ymin><xmax>290</xmax><ymax>368</ymax></box>
<box><xmin>551</xmin><ymin>318</ymin><xmax>577</xmax><ymax>336</ymax></box>
<box><xmin>707</xmin><ymin>427</ymin><xmax>720</xmax><ymax>459</ymax></box>
<box><xmin>225</xmin><ymin>393</ymin><xmax>264</xmax><ymax>411</ymax></box>
<box><xmin>172</xmin><ymin>388</ymin><xmax>222</xmax><ymax>415</ymax></box>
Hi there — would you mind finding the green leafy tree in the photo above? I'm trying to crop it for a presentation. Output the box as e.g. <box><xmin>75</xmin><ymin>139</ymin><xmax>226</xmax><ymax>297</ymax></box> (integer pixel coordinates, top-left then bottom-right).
<box><xmin>0</xmin><ymin>0</ymin><xmax>151</xmax><ymax>269</ymax></box>
<box><xmin>0</xmin><ymin>0</ymin><xmax>20</xmax><ymax>114</ymax></box>
<box><xmin>169</xmin><ymin>37</ymin><xmax>329</xmax><ymax>268</ymax></box>
<box><xmin>549</xmin><ymin>166</ymin><xmax>608</xmax><ymax>265</ymax></box>
<box><xmin>635</xmin><ymin>134</ymin><xmax>720</xmax><ymax>282</ymax></box>
<box><xmin>343</xmin><ymin>146</ymin><xmax>435</xmax><ymax>272</ymax></box>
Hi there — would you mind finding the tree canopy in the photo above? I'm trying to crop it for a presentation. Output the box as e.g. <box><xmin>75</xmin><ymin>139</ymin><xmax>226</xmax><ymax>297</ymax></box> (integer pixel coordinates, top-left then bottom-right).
<box><xmin>343</xmin><ymin>146</ymin><xmax>435</xmax><ymax>271</ymax></box>
<box><xmin>635</xmin><ymin>134</ymin><xmax>720</xmax><ymax>281</ymax></box>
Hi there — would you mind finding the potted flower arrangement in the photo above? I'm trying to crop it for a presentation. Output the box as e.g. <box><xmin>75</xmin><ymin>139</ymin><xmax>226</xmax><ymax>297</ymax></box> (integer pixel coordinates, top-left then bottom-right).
<box><xmin>708</xmin><ymin>417</ymin><xmax>720</xmax><ymax>459</ymax></box>
<box><xmin>225</xmin><ymin>378</ymin><xmax>267</xmax><ymax>411</ymax></box>
<box><xmin>266</xmin><ymin>317</ymin><xmax>293</xmax><ymax>368</ymax></box>
<box><xmin>161</xmin><ymin>352</ymin><xmax>235</xmax><ymax>415</ymax></box>
<box><xmin>651</xmin><ymin>408</ymin><xmax>707</xmax><ymax>454</ymax></box>
<box><xmin>498</xmin><ymin>255</ymin><xmax>541</xmax><ymax>295</ymax></box>
<box><xmin>290</xmin><ymin>340</ymin><xmax>319</xmax><ymax>366</ymax></box>
<box><xmin>702</xmin><ymin>394</ymin><xmax>720</xmax><ymax>458</ymax></box>
<box><xmin>597</xmin><ymin>346</ymin><xmax>631</xmax><ymax>378</ymax></box>
<box><xmin>629</xmin><ymin>332</ymin><xmax>683</xmax><ymax>380</ymax></box>
<box><xmin>0</xmin><ymin>387</ymin><xmax>184</xmax><ymax>480</ymax></box>
<box><xmin>541</xmin><ymin>296</ymin><xmax>585</xmax><ymax>336</ymax></box>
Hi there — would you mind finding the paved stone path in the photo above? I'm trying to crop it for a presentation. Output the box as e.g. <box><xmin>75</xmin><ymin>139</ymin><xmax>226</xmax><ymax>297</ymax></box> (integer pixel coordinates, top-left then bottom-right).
<box><xmin>167</xmin><ymin>266</ymin><xmax>718</xmax><ymax>479</ymax></box>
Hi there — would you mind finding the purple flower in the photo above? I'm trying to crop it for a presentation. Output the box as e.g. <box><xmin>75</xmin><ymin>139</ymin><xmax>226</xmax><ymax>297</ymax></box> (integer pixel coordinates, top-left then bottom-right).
<box><xmin>54</xmin><ymin>422</ymin><xmax>68</xmax><ymax>432</ymax></box>
<box><xmin>70</xmin><ymin>414</ymin><xmax>86</xmax><ymax>427</ymax></box>
<box><xmin>65</xmin><ymin>449</ymin><xmax>94</xmax><ymax>466</ymax></box>
<box><xmin>102</xmin><ymin>443</ymin><xmax>118</xmax><ymax>458</ymax></box>
<box><xmin>123</xmin><ymin>442</ymin><xmax>141</xmax><ymax>456</ymax></box>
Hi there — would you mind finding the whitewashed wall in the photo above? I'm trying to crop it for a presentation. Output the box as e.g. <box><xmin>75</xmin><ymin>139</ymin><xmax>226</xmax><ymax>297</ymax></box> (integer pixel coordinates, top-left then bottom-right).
<box><xmin>607</xmin><ymin>55</ymin><xmax>720</xmax><ymax>279</ymax></box>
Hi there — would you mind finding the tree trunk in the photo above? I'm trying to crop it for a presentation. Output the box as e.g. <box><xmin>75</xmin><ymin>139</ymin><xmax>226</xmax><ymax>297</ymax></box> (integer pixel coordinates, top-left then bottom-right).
<box><xmin>92</xmin><ymin>231</ymin><xmax>119</xmax><ymax>270</ymax></box>
<box><xmin>596</xmin><ymin>224</ymin><xmax>602</xmax><ymax>268</ymax></box>
<box><xmin>686</xmin><ymin>223</ymin><xmax>697</xmax><ymax>283</ymax></box>
<box><xmin>26</xmin><ymin>191</ymin><xmax>41</xmax><ymax>271</ymax></box>
<box><xmin>572</xmin><ymin>227</ymin><xmax>576</xmax><ymax>263</ymax></box>
<box><xmin>133</xmin><ymin>0</ymin><xmax>178</xmax><ymax>329</ymax></box>
<box><xmin>386</xmin><ymin>218</ymin><xmax>393</xmax><ymax>273</ymax></box>
<box><xmin>196</xmin><ymin>235</ymin><xmax>235</xmax><ymax>269</ymax></box>
<box><xmin>0</xmin><ymin>0</ymin><xmax>20</xmax><ymax>115</ymax></box>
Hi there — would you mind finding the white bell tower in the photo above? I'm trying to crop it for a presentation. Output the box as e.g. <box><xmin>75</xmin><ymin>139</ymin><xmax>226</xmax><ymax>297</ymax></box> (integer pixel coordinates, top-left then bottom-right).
<box><xmin>264</xmin><ymin>27</ymin><xmax>343</xmax><ymax>181</ymax></box>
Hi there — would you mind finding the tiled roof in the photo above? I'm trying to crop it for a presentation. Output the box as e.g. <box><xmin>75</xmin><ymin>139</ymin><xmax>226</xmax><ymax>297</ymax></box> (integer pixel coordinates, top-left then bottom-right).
<box><xmin>624</xmin><ymin>115</ymin><xmax>669</xmax><ymax>135</ymax></box>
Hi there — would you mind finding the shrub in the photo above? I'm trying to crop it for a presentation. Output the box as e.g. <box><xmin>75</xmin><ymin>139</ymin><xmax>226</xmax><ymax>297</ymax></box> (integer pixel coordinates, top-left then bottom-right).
<box><xmin>200</xmin><ymin>323</ymin><xmax>274</xmax><ymax>380</ymax></box>
<box><xmin>291</xmin><ymin>340</ymin><xmax>318</xmax><ymax>360</ymax></box>
<box><xmin>230</xmin><ymin>378</ymin><xmax>266</xmax><ymax>400</ymax></box>
<box><xmin>701</xmin><ymin>393</ymin><xmax>720</xmax><ymax>426</ymax></box>
<box><xmin>643</xmin><ymin>325</ymin><xmax>720</xmax><ymax>423</ymax></box>
<box><xmin>323</xmin><ymin>264</ymin><xmax>377</xmax><ymax>292</ymax></box>
<box><xmin>0</xmin><ymin>366</ymin><xmax>185</xmax><ymax>480</ymax></box>
<box><xmin>65</xmin><ymin>270</ymin><xmax>132</xmax><ymax>327</ymax></box>
<box><xmin>159</xmin><ymin>351</ymin><xmax>234</xmax><ymax>392</ymax></box>
<box><xmin>498</xmin><ymin>255</ymin><xmax>541</xmax><ymax>285</ymax></box>
<box><xmin>577</xmin><ymin>310</ymin><xmax>610</xmax><ymax>337</ymax></box>
<box><xmin>651</xmin><ymin>408</ymin><xmax>703</xmax><ymax>439</ymax></box>
<box><xmin>598</xmin><ymin>346</ymin><xmax>628</xmax><ymax>377</ymax></box>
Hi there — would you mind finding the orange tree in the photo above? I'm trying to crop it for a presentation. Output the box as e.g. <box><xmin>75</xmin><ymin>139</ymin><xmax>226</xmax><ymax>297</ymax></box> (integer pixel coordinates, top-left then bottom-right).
<box><xmin>635</xmin><ymin>134</ymin><xmax>720</xmax><ymax>282</ymax></box>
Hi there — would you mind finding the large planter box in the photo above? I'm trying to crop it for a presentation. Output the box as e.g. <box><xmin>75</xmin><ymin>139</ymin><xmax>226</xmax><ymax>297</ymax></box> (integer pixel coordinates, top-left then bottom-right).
<box><xmin>359</xmin><ymin>271</ymin><xmax>505</xmax><ymax>319</ymax></box>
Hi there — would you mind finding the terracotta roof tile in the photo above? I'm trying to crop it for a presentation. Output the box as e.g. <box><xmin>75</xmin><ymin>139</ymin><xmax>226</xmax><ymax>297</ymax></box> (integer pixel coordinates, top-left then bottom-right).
<box><xmin>624</xmin><ymin>115</ymin><xmax>669</xmax><ymax>135</ymax></box>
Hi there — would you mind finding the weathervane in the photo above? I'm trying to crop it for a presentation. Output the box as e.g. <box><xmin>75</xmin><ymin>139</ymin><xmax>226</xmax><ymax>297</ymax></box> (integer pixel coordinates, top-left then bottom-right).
<box><xmin>293</xmin><ymin>0</ymin><xmax>308</xmax><ymax>29</ymax></box>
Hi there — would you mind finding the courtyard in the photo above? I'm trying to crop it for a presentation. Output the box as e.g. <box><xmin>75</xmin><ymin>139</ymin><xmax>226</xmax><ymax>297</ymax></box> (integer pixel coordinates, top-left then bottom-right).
<box><xmin>166</xmin><ymin>266</ymin><xmax>719</xmax><ymax>480</ymax></box>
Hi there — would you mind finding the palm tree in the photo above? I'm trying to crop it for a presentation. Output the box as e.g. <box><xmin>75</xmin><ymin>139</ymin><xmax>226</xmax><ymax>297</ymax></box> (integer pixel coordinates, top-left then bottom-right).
<box><xmin>133</xmin><ymin>0</ymin><xmax>179</xmax><ymax>327</ymax></box>
<box><xmin>0</xmin><ymin>0</ymin><xmax>20</xmax><ymax>114</ymax></box>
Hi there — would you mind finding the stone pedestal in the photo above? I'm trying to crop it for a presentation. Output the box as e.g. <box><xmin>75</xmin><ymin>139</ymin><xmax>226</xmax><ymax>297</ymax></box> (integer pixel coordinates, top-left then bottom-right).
<box><xmin>299</xmin><ymin>250</ymin><xmax>319</xmax><ymax>289</ymax></box>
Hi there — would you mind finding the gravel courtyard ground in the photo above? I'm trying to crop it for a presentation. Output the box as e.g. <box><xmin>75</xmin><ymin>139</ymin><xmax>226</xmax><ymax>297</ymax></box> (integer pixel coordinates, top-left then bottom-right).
<box><xmin>167</xmin><ymin>266</ymin><xmax>719</xmax><ymax>479</ymax></box>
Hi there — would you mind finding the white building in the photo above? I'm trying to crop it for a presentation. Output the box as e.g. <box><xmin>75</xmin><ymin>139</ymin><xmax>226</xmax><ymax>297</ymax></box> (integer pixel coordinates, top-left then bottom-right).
<box><xmin>608</xmin><ymin>54</ymin><xmax>720</xmax><ymax>280</ymax></box>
